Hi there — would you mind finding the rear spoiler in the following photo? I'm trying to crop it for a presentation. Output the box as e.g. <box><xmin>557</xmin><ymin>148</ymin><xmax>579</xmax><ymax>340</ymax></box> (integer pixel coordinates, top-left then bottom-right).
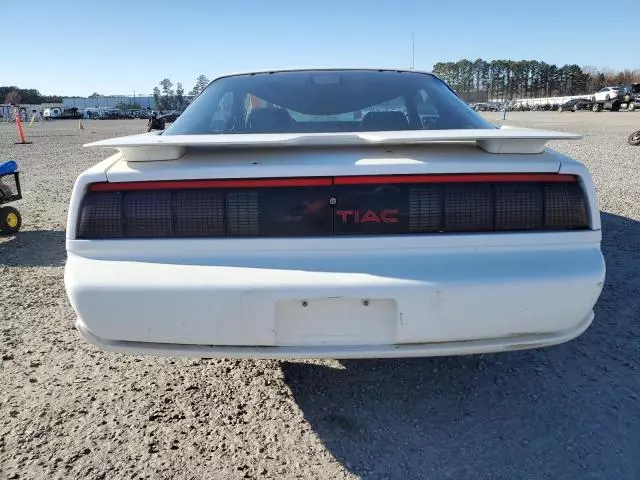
<box><xmin>85</xmin><ymin>127</ymin><xmax>582</xmax><ymax>162</ymax></box>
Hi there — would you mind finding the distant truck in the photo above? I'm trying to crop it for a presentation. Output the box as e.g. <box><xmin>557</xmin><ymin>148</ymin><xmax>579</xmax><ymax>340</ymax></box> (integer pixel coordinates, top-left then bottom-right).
<box><xmin>43</xmin><ymin>107</ymin><xmax>62</xmax><ymax>119</ymax></box>
<box><xmin>59</xmin><ymin>107</ymin><xmax>83</xmax><ymax>119</ymax></box>
<box><xmin>617</xmin><ymin>83</ymin><xmax>640</xmax><ymax>111</ymax></box>
<box><xmin>591</xmin><ymin>83</ymin><xmax>640</xmax><ymax>112</ymax></box>
<box><xmin>43</xmin><ymin>107</ymin><xmax>83</xmax><ymax>119</ymax></box>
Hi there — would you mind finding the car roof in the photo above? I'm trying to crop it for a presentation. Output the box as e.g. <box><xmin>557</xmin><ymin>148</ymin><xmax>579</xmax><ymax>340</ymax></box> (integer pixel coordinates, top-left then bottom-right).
<box><xmin>195</xmin><ymin>68</ymin><xmax>450</xmax><ymax>102</ymax></box>
<box><xmin>210</xmin><ymin>68</ymin><xmax>437</xmax><ymax>84</ymax></box>
<box><xmin>216</xmin><ymin>67</ymin><xmax>432</xmax><ymax>76</ymax></box>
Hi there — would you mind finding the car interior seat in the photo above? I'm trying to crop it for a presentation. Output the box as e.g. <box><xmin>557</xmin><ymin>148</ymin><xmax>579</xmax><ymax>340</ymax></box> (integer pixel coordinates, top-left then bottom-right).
<box><xmin>246</xmin><ymin>107</ymin><xmax>294</xmax><ymax>133</ymax></box>
<box><xmin>360</xmin><ymin>111</ymin><xmax>410</xmax><ymax>131</ymax></box>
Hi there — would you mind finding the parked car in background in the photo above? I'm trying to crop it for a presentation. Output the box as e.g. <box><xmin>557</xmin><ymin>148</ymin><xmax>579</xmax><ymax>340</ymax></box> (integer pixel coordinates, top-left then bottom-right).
<box><xmin>558</xmin><ymin>98</ymin><xmax>593</xmax><ymax>112</ymax></box>
<box><xmin>65</xmin><ymin>68</ymin><xmax>605</xmax><ymax>359</ymax></box>
<box><xmin>592</xmin><ymin>87</ymin><xmax>619</xmax><ymax>102</ymax></box>
<box><xmin>487</xmin><ymin>102</ymin><xmax>505</xmax><ymax>111</ymax></box>
<box><xmin>59</xmin><ymin>107</ymin><xmax>84</xmax><ymax>120</ymax></box>
<box><xmin>144</xmin><ymin>110</ymin><xmax>184</xmax><ymax>130</ymax></box>
<box><xmin>43</xmin><ymin>107</ymin><xmax>62</xmax><ymax>119</ymax></box>
<box><xmin>133</xmin><ymin>109</ymin><xmax>152</xmax><ymax>119</ymax></box>
<box><xmin>158</xmin><ymin>110</ymin><xmax>182</xmax><ymax>123</ymax></box>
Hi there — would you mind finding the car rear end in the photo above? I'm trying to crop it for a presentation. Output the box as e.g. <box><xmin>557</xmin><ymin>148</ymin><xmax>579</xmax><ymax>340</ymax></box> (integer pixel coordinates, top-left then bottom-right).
<box><xmin>65</xmin><ymin>149</ymin><xmax>604</xmax><ymax>358</ymax></box>
<box><xmin>64</xmin><ymin>69</ymin><xmax>605</xmax><ymax>358</ymax></box>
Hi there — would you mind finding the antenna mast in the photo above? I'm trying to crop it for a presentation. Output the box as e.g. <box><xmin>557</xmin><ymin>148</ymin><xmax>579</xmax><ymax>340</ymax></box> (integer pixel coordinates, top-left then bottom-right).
<box><xmin>411</xmin><ymin>32</ymin><xmax>415</xmax><ymax>70</ymax></box>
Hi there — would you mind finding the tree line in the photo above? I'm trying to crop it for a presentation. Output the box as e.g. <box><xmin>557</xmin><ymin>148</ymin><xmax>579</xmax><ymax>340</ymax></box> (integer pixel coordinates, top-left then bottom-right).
<box><xmin>1</xmin><ymin>73</ymin><xmax>211</xmax><ymax>110</ymax></box>
<box><xmin>7</xmin><ymin>65</ymin><xmax>637</xmax><ymax>109</ymax></box>
<box><xmin>1</xmin><ymin>87</ymin><xmax>62</xmax><ymax>105</ymax></box>
<box><xmin>151</xmin><ymin>75</ymin><xmax>210</xmax><ymax>111</ymax></box>
<box><xmin>432</xmin><ymin>59</ymin><xmax>640</xmax><ymax>101</ymax></box>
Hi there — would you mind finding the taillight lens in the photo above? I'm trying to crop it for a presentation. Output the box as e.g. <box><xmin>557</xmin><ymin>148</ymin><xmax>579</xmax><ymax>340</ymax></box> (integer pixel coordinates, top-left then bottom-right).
<box><xmin>76</xmin><ymin>175</ymin><xmax>589</xmax><ymax>239</ymax></box>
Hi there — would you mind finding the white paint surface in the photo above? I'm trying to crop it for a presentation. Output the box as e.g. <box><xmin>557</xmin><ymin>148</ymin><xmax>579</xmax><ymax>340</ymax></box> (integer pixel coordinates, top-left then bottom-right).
<box><xmin>84</xmin><ymin>128</ymin><xmax>582</xmax><ymax>160</ymax></box>
<box><xmin>65</xmin><ymin>129</ymin><xmax>604</xmax><ymax>358</ymax></box>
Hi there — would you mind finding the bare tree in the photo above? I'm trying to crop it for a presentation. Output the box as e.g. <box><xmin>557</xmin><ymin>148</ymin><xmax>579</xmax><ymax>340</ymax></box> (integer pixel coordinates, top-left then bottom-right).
<box><xmin>4</xmin><ymin>90</ymin><xmax>22</xmax><ymax>104</ymax></box>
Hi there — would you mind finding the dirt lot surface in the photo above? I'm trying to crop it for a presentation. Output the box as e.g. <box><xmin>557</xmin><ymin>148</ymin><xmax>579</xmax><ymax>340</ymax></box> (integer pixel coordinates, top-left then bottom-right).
<box><xmin>1</xmin><ymin>113</ymin><xmax>639</xmax><ymax>479</ymax></box>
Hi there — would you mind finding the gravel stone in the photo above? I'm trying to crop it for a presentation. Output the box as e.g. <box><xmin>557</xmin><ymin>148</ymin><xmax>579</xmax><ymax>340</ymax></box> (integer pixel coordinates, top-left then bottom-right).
<box><xmin>0</xmin><ymin>114</ymin><xmax>639</xmax><ymax>479</ymax></box>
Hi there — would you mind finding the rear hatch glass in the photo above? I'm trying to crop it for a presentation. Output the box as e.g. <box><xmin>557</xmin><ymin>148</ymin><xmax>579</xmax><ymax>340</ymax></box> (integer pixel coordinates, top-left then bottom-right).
<box><xmin>164</xmin><ymin>70</ymin><xmax>493</xmax><ymax>135</ymax></box>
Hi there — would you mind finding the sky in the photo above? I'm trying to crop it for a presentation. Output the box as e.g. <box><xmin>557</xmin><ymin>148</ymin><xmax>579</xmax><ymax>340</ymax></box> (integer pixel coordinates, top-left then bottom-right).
<box><xmin>4</xmin><ymin>0</ymin><xmax>636</xmax><ymax>96</ymax></box>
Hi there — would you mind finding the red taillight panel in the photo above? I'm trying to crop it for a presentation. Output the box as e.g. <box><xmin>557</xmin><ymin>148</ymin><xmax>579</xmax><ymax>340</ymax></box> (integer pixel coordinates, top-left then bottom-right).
<box><xmin>90</xmin><ymin>174</ymin><xmax>577</xmax><ymax>192</ymax></box>
<box><xmin>77</xmin><ymin>174</ymin><xmax>588</xmax><ymax>238</ymax></box>
<box><xmin>334</xmin><ymin>173</ymin><xmax>576</xmax><ymax>185</ymax></box>
<box><xmin>88</xmin><ymin>177</ymin><xmax>332</xmax><ymax>192</ymax></box>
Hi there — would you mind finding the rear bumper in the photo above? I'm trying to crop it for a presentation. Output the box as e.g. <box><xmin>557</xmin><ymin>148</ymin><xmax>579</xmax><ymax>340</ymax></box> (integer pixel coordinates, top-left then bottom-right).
<box><xmin>76</xmin><ymin>312</ymin><xmax>594</xmax><ymax>359</ymax></box>
<box><xmin>65</xmin><ymin>232</ymin><xmax>605</xmax><ymax>358</ymax></box>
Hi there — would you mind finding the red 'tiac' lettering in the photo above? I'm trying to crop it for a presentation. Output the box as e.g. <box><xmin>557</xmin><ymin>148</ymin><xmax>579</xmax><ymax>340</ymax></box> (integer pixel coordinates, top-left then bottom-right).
<box><xmin>336</xmin><ymin>210</ymin><xmax>353</xmax><ymax>222</ymax></box>
<box><xmin>336</xmin><ymin>209</ymin><xmax>400</xmax><ymax>223</ymax></box>
<box><xmin>381</xmin><ymin>210</ymin><xmax>399</xmax><ymax>222</ymax></box>
<box><xmin>360</xmin><ymin>210</ymin><xmax>380</xmax><ymax>223</ymax></box>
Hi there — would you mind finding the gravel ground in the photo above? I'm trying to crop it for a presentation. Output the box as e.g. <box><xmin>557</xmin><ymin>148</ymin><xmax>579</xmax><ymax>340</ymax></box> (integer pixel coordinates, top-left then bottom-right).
<box><xmin>0</xmin><ymin>113</ymin><xmax>639</xmax><ymax>480</ymax></box>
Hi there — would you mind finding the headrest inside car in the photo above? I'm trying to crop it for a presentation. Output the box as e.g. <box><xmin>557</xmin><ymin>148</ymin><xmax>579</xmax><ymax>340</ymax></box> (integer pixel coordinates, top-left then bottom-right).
<box><xmin>246</xmin><ymin>107</ymin><xmax>293</xmax><ymax>133</ymax></box>
<box><xmin>360</xmin><ymin>111</ymin><xmax>409</xmax><ymax>131</ymax></box>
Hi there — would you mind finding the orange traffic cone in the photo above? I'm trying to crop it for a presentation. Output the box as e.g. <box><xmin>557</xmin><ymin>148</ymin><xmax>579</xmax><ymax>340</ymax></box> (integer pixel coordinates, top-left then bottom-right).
<box><xmin>15</xmin><ymin>111</ymin><xmax>32</xmax><ymax>145</ymax></box>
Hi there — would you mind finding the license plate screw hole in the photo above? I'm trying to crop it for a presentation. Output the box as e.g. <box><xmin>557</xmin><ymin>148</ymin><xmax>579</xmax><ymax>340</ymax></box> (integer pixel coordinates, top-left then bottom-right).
<box><xmin>302</xmin><ymin>301</ymin><xmax>308</xmax><ymax>307</ymax></box>
<box><xmin>363</xmin><ymin>300</ymin><xmax>369</xmax><ymax>307</ymax></box>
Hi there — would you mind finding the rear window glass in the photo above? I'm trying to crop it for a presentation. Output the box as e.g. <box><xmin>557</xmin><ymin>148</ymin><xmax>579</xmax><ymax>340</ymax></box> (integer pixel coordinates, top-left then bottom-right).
<box><xmin>165</xmin><ymin>70</ymin><xmax>493</xmax><ymax>135</ymax></box>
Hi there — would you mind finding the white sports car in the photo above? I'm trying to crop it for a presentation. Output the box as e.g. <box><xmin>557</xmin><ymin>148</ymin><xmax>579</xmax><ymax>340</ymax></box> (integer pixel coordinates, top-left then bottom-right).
<box><xmin>65</xmin><ymin>69</ymin><xmax>605</xmax><ymax>359</ymax></box>
<box><xmin>592</xmin><ymin>86</ymin><xmax>619</xmax><ymax>102</ymax></box>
